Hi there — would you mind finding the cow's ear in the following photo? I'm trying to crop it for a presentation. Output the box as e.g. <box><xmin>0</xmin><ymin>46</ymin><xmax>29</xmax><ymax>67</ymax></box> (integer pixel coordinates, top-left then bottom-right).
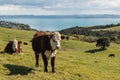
<box><xmin>48</xmin><ymin>34</ymin><xmax>53</xmax><ymax>38</ymax></box>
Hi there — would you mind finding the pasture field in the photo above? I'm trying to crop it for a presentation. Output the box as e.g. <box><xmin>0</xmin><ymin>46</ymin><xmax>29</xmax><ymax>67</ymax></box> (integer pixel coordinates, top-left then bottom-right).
<box><xmin>92</xmin><ymin>26</ymin><xmax>120</xmax><ymax>31</ymax></box>
<box><xmin>0</xmin><ymin>27</ymin><xmax>120</xmax><ymax>80</ymax></box>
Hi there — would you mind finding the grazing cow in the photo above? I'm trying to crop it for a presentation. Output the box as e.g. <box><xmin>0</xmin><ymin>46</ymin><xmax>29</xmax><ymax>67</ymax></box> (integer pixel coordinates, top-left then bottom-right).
<box><xmin>61</xmin><ymin>35</ymin><xmax>66</xmax><ymax>40</ymax></box>
<box><xmin>108</xmin><ymin>54</ymin><xmax>115</xmax><ymax>58</ymax></box>
<box><xmin>32</xmin><ymin>31</ymin><xmax>61</xmax><ymax>73</ymax></box>
<box><xmin>23</xmin><ymin>42</ymin><xmax>28</xmax><ymax>45</ymax></box>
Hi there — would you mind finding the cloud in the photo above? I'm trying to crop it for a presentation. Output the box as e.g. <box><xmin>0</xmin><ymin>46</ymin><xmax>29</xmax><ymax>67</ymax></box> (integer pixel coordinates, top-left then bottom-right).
<box><xmin>0</xmin><ymin>4</ymin><xmax>60</xmax><ymax>15</ymax></box>
<box><xmin>0</xmin><ymin>5</ymin><xmax>23</xmax><ymax>10</ymax></box>
<box><xmin>0</xmin><ymin>0</ymin><xmax>120</xmax><ymax>15</ymax></box>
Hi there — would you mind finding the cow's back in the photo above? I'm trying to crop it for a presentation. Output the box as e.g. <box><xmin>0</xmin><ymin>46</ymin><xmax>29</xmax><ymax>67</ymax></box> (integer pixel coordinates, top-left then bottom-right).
<box><xmin>32</xmin><ymin>35</ymin><xmax>51</xmax><ymax>53</ymax></box>
<box><xmin>4</xmin><ymin>41</ymin><xmax>15</xmax><ymax>53</ymax></box>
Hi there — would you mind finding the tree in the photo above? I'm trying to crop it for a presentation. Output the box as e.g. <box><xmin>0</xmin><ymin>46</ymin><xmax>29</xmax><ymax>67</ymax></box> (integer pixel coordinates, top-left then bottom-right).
<box><xmin>96</xmin><ymin>38</ymin><xmax>110</xmax><ymax>50</ymax></box>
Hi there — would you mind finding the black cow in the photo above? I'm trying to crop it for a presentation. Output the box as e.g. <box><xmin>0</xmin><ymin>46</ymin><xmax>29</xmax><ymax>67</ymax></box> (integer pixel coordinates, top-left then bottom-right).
<box><xmin>108</xmin><ymin>54</ymin><xmax>115</xmax><ymax>58</ymax></box>
<box><xmin>23</xmin><ymin>42</ymin><xmax>28</xmax><ymax>45</ymax></box>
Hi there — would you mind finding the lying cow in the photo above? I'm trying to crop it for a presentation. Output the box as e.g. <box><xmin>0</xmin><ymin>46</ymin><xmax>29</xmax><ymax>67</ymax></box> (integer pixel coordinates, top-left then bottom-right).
<box><xmin>32</xmin><ymin>31</ymin><xmax>61</xmax><ymax>73</ymax></box>
<box><xmin>4</xmin><ymin>41</ymin><xmax>14</xmax><ymax>54</ymax></box>
<box><xmin>4</xmin><ymin>39</ymin><xmax>18</xmax><ymax>54</ymax></box>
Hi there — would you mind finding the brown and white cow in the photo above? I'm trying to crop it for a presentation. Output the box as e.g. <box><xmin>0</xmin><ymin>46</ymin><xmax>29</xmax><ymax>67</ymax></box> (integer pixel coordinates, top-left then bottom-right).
<box><xmin>32</xmin><ymin>31</ymin><xmax>61</xmax><ymax>73</ymax></box>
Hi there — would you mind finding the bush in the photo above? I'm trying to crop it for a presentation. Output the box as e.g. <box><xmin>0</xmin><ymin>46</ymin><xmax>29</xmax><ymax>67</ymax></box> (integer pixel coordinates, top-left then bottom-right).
<box><xmin>96</xmin><ymin>37</ymin><xmax>110</xmax><ymax>50</ymax></box>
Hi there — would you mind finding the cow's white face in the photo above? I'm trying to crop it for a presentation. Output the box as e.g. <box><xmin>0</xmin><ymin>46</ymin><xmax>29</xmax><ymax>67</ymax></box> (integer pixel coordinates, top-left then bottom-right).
<box><xmin>12</xmin><ymin>39</ymin><xmax>18</xmax><ymax>51</ymax></box>
<box><xmin>50</xmin><ymin>32</ymin><xmax>61</xmax><ymax>50</ymax></box>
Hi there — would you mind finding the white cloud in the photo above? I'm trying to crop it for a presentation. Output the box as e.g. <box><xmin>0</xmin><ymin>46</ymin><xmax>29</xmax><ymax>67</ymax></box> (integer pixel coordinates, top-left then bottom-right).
<box><xmin>0</xmin><ymin>5</ymin><xmax>60</xmax><ymax>15</ymax></box>
<box><xmin>0</xmin><ymin>5</ymin><xmax>23</xmax><ymax>10</ymax></box>
<box><xmin>0</xmin><ymin>0</ymin><xmax>120</xmax><ymax>15</ymax></box>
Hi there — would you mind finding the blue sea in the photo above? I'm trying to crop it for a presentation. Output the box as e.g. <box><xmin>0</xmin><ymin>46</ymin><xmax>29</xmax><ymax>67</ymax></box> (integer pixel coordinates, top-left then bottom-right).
<box><xmin>0</xmin><ymin>18</ymin><xmax>120</xmax><ymax>31</ymax></box>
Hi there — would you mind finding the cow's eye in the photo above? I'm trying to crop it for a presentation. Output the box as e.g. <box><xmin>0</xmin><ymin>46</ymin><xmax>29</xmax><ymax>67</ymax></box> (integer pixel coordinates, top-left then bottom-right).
<box><xmin>53</xmin><ymin>39</ymin><xmax>56</xmax><ymax>42</ymax></box>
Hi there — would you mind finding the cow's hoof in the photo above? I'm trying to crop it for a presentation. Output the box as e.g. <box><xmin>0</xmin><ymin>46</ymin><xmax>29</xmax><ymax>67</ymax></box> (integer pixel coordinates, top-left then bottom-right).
<box><xmin>52</xmin><ymin>70</ymin><xmax>56</xmax><ymax>73</ymax></box>
<box><xmin>44</xmin><ymin>69</ymin><xmax>48</xmax><ymax>72</ymax></box>
<box><xmin>35</xmin><ymin>65</ymin><xmax>39</xmax><ymax>67</ymax></box>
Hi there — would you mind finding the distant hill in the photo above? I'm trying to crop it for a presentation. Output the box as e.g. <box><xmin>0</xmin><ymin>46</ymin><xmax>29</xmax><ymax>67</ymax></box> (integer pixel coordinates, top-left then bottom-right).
<box><xmin>0</xmin><ymin>21</ymin><xmax>37</xmax><ymax>31</ymax></box>
<box><xmin>59</xmin><ymin>23</ymin><xmax>120</xmax><ymax>43</ymax></box>
<box><xmin>92</xmin><ymin>26</ymin><xmax>120</xmax><ymax>31</ymax></box>
<box><xmin>59</xmin><ymin>23</ymin><xmax>120</xmax><ymax>35</ymax></box>
<box><xmin>0</xmin><ymin>14</ymin><xmax>120</xmax><ymax>18</ymax></box>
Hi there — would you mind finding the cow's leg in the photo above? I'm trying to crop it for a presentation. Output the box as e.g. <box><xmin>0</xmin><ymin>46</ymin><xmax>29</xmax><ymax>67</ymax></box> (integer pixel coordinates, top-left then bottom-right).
<box><xmin>42</xmin><ymin>53</ymin><xmax>48</xmax><ymax>72</ymax></box>
<box><xmin>51</xmin><ymin>57</ymin><xmax>55</xmax><ymax>73</ymax></box>
<box><xmin>35</xmin><ymin>53</ymin><xmax>39</xmax><ymax>67</ymax></box>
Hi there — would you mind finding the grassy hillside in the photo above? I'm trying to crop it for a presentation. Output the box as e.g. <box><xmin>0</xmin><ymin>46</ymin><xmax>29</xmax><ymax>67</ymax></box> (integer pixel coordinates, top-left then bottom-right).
<box><xmin>0</xmin><ymin>21</ymin><xmax>36</xmax><ymax>31</ymax></box>
<box><xmin>0</xmin><ymin>27</ymin><xmax>120</xmax><ymax>80</ymax></box>
<box><xmin>92</xmin><ymin>26</ymin><xmax>120</xmax><ymax>31</ymax></box>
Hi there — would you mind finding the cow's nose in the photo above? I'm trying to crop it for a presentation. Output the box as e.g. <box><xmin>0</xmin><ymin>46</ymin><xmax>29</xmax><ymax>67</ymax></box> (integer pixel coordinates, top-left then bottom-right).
<box><xmin>56</xmin><ymin>46</ymin><xmax>61</xmax><ymax>49</ymax></box>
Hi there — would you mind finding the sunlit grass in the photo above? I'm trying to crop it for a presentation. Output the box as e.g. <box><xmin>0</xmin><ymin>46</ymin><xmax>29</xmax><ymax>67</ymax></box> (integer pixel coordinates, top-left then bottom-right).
<box><xmin>0</xmin><ymin>27</ymin><xmax>120</xmax><ymax>80</ymax></box>
<box><xmin>92</xmin><ymin>26</ymin><xmax>120</xmax><ymax>31</ymax></box>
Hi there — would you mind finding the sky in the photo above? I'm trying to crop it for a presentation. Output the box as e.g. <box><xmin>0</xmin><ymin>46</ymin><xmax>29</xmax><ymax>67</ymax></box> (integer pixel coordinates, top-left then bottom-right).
<box><xmin>0</xmin><ymin>0</ymin><xmax>120</xmax><ymax>15</ymax></box>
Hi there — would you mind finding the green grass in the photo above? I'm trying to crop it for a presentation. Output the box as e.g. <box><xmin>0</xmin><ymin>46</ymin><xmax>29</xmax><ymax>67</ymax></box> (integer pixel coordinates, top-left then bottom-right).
<box><xmin>0</xmin><ymin>27</ymin><xmax>120</xmax><ymax>80</ymax></box>
<box><xmin>92</xmin><ymin>26</ymin><xmax>120</xmax><ymax>31</ymax></box>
